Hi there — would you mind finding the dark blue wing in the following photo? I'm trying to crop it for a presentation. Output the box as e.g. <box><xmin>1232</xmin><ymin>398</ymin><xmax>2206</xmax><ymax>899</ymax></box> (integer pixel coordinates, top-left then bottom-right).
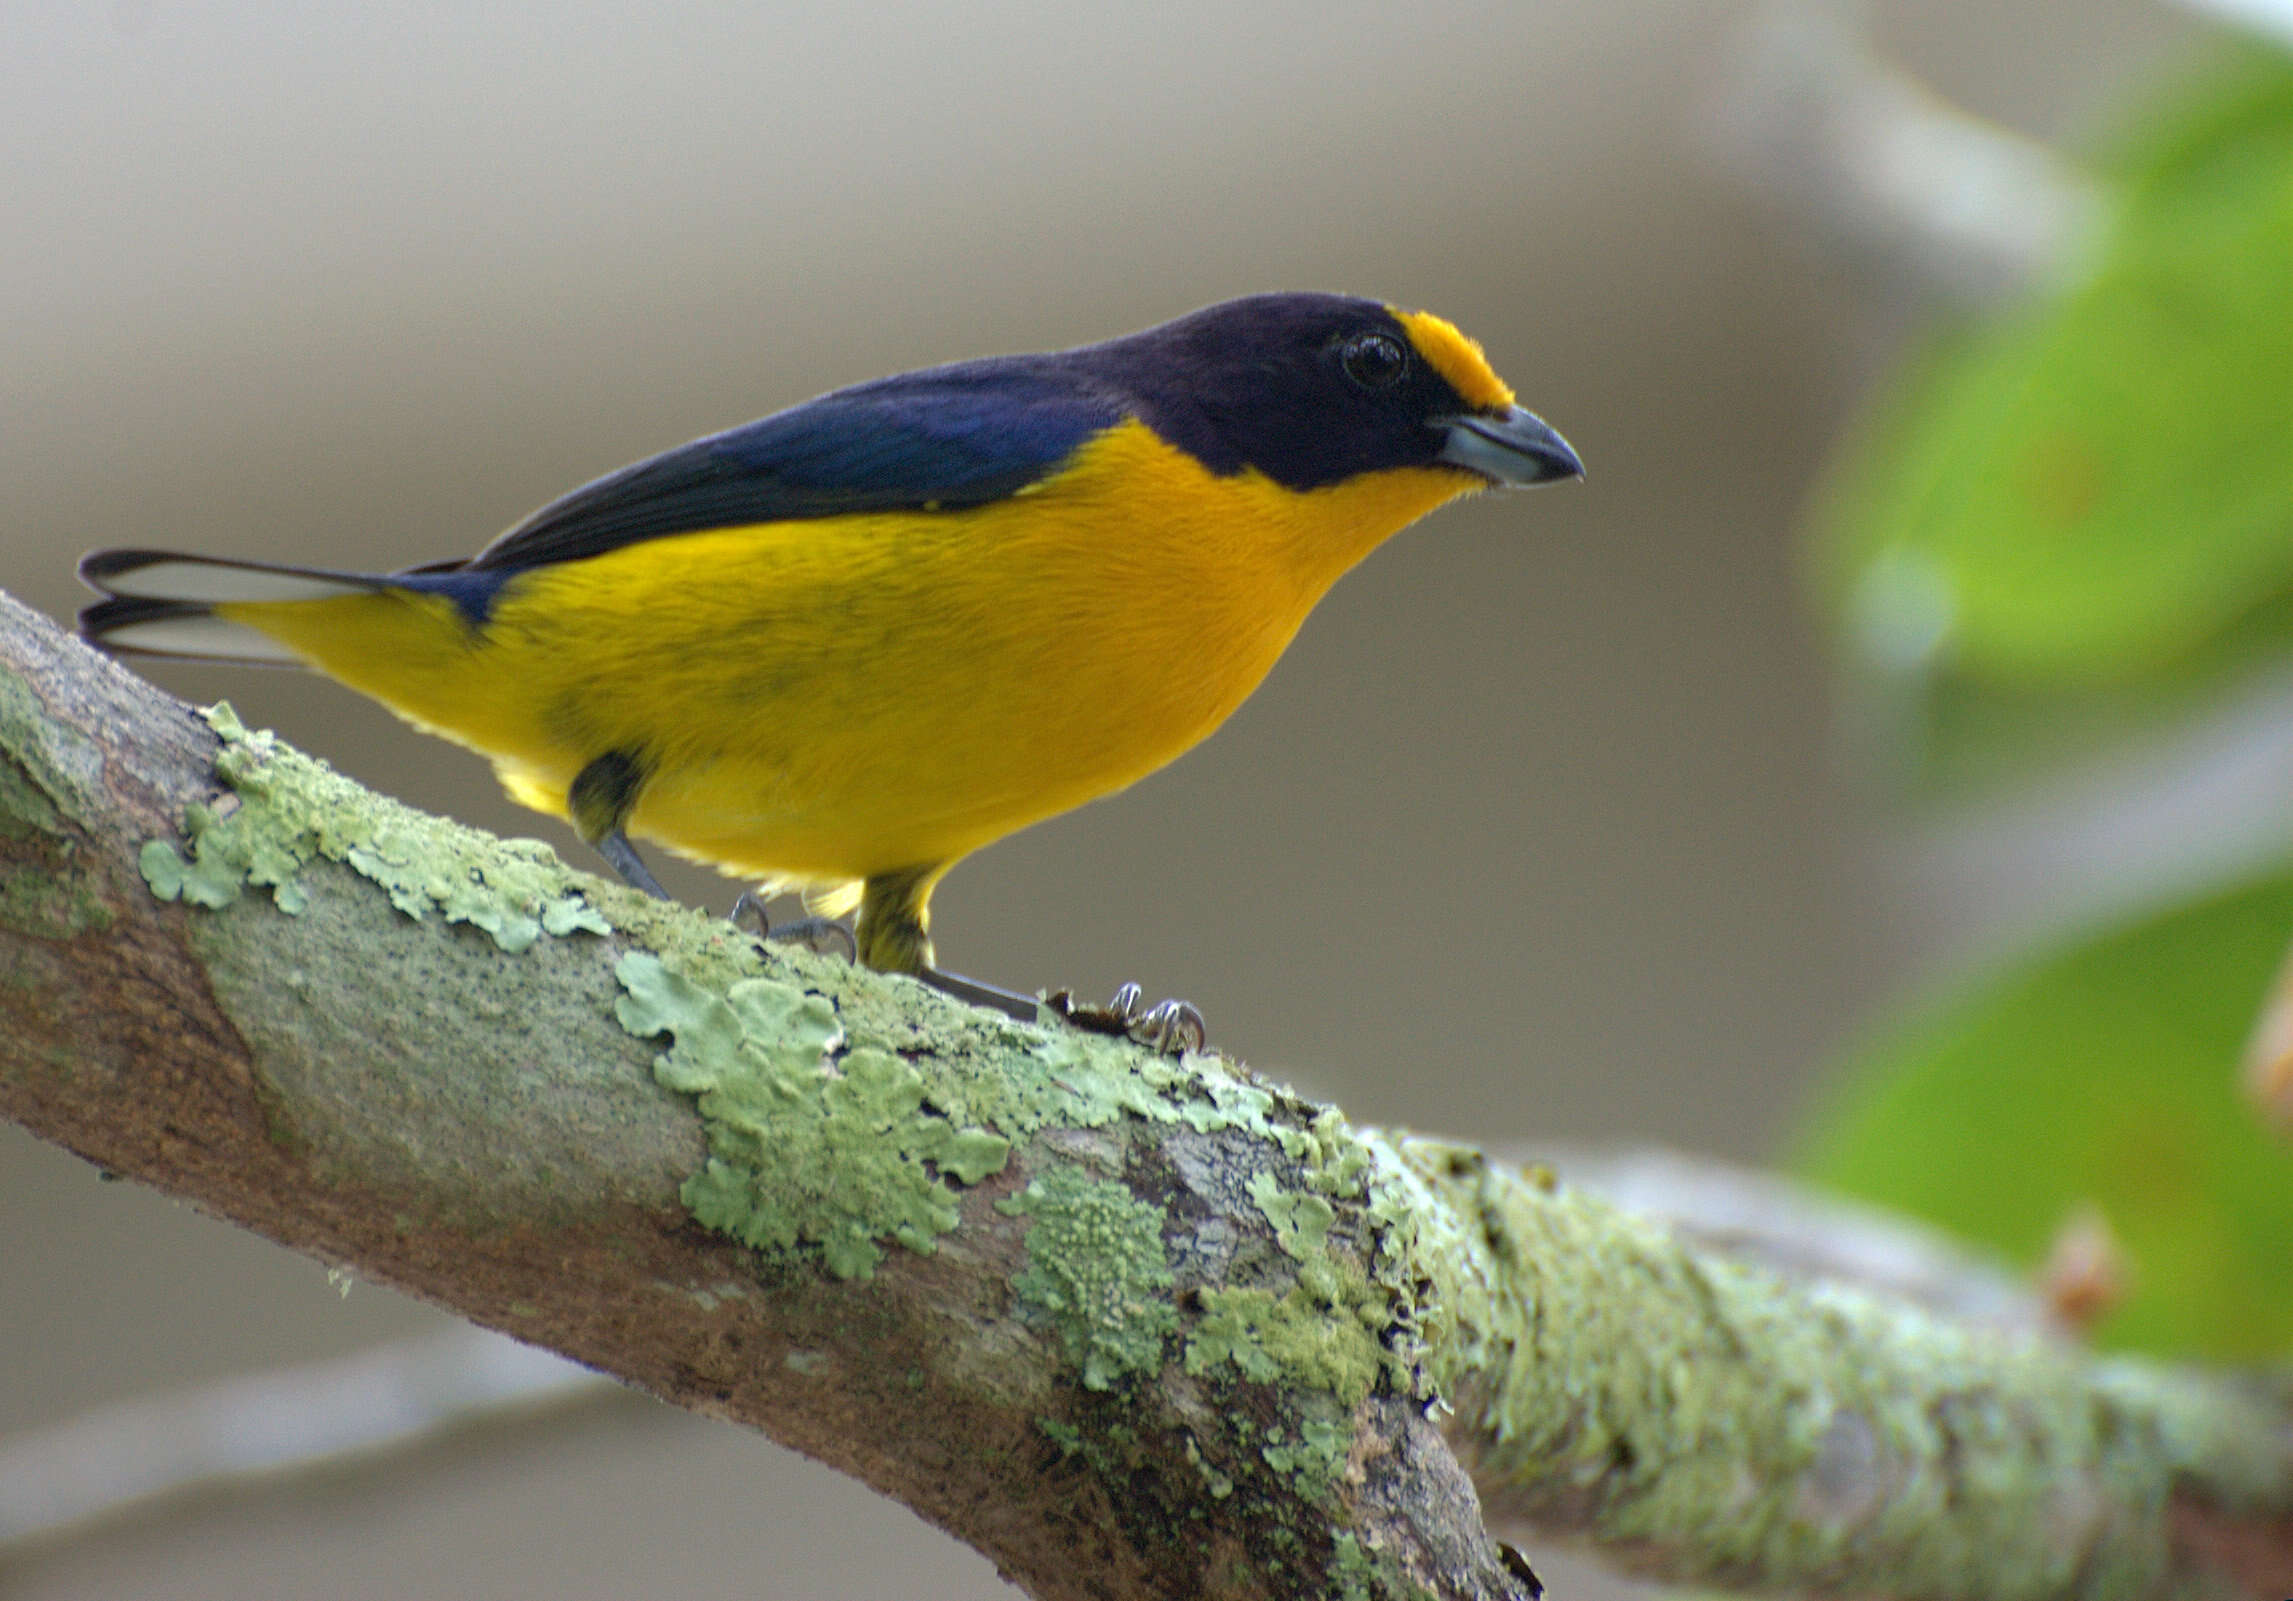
<box><xmin>463</xmin><ymin>357</ymin><xmax>1123</xmax><ymax>575</ymax></box>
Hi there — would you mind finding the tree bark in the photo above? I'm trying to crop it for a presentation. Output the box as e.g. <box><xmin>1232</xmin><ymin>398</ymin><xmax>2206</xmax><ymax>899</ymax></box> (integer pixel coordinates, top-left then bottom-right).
<box><xmin>1</xmin><ymin>588</ymin><xmax>2287</xmax><ymax>1600</ymax></box>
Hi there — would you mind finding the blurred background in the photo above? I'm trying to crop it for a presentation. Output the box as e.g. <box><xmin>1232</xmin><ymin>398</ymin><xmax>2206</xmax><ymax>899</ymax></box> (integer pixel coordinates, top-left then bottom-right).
<box><xmin>1</xmin><ymin>1</ymin><xmax>2275</xmax><ymax>1596</ymax></box>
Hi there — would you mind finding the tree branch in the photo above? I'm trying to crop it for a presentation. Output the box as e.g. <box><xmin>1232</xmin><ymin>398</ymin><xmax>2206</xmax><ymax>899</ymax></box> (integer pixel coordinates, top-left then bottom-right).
<box><xmin>1</xmin><ymin>588</ymin><xmax>2287</xmax><ymax>1600</ymax></box>
<box><xmin>1522</xmin><ymin>1143</ymin><xmax>2061</xmax><ymax>1337</ymax></box>
<box><xmin>0</xmin><ymin>1328</ymin><xmax>609</xmax><ymax>1550</ymax></box>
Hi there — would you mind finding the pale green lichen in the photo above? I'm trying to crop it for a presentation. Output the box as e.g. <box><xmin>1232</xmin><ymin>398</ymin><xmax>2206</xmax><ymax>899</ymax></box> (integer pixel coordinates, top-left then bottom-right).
<box><xmin>578</xmin><ymin>850</ymin><xmax>1452</xmax><ymax>1558</ymax></box>
<box><xmin>1379</xmin><ymin>1130</ymin><xmax>2291</xmax><ymax>1598</ymax></box>
<box><xmin>1183</xmin><ymin>1434</ymin><xmax>1236</xmax><ymax>1499</ymax></box>
<box><xmin>1187</xmin><ymin>1288</ymin><xmax>1287</xmax><ymax>1385</ymax></box>
<box><xmin>920</xmin><ymin>1026</ymin><xmax>1282</xmax><ymax>1147</ymax></box>
<box><xmin>1329</xmin><ymin>1532</ymin><xmax>1439</xmax><ymax>1601</ymax></box>
<box><xmin>1183</xmin><ymin>1285</ymin><xmax>1381</xmax><ymax>1409</ymax></box>
<box><xmin>1331</xmin><ymin>1533</ymin><xmax>1376</xmax><ymax>1601</ymax></box>
<box><xmin>871</xmin><ymin>1013</ymin><xmax>1431</xmax><ymax>1410</ymax></box>
<box><xmin>615</xmin><ymin>951</ymin><xmax>1010</xmax><ymax>1280</ymax></box>
<box><xmin>694</xmin><ymin>945</ymin><xmax>1434</xmax><ymax>1409</ymax></box>
<box><xmin>141</xmin><ymin>704</ymin><xmax>611</xmax><ymax>951</ymax></box>
<box><xmin>1258</xmin><ymin>1415</ymin><xmax>1352</xmax><ymax>1499</ymax></box>
<box><xmin>1248</xmin><ymin>1169</ymin><xmax>1336</xmax><ymax>1261</ymax></box>
<box><xmin>998</xmin><ymin>1165</ymin><xmax>1177</xmax><ymax>1390</ymax></box>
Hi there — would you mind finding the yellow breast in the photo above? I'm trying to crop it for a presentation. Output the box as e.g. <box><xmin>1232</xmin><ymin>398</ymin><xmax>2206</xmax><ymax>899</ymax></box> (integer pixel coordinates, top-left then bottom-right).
<box><xmin>226</xmin><ymin>420</ymin><xmax>1480</xmax><ymax>889</ymax></box>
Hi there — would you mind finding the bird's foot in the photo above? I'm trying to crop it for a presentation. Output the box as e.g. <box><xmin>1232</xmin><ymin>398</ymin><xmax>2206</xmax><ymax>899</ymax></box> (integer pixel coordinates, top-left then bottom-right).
<box><xmin>1048</xmin><ymin>983</ymin><xmax>1207</xmax><ymax>1055</ymax></box>
<box><xmin>729</xmin><ymin>890</ymin><xmax>858</xmax><ymax>962</ymax></box>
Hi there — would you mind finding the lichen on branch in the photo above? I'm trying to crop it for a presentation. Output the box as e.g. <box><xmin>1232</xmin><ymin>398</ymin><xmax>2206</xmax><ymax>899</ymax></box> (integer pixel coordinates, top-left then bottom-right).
<box><xmin>1</xmin><ymin>586</ymin><xmax>2289</xmax><ymax>1601</ymax></box>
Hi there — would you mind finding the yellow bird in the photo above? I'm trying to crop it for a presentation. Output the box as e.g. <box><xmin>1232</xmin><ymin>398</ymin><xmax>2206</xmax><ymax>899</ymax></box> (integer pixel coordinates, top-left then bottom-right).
<box><xmin>79</xmin><ymin>292</ymin><xmax>1579</xmax><ymax>1026</ymax></box>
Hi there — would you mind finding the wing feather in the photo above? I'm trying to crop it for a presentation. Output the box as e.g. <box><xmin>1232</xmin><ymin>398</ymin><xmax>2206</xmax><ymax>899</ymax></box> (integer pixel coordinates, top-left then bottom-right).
<box><xmin>469</xmin><ymin>358</ymin><xmax>1122</xmax><ymax>574</ymax></box>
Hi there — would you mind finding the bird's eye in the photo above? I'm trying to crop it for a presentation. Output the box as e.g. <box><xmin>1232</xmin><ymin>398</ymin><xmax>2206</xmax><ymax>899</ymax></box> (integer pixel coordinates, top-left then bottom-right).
<box><xmin>1339</xmin><ymin>331</ymin><xmax>1409</xmax><ymax>391</ymax></box>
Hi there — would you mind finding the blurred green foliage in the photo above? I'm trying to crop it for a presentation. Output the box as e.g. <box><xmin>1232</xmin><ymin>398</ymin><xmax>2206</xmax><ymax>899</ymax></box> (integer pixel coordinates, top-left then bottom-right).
<box><xmin>1800</xmin><ymin>875</ymin><xmax>2293</xmax><ymax>1361</ymax></box>
<box><xmin>1813</xmin><ymin>46</ymin><xmax>2293</xmax><ymax>787</ymax></box>
<box><xmin>1803</xmin><ymin>42</ymin><xmax>2293</xmax><ymax>1359</ymax></box>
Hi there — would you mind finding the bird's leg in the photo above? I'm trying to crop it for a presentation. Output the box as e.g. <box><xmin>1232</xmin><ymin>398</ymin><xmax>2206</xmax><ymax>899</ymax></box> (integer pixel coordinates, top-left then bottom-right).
<box><xmin>917</xmin><ymin>966</ymin><xmax>1043</xmax><ymax>1021</ymax></box>
<box><xmin>569</xmin><ymin>751</ymin><xmax>672</xmax><ymax>899</ymax></box>
<box><xmin>857</xmin><ymin>866</ymin><xmax>1041</xmax><ymax>1023</ymax></box>
<box><xmin>728</xmin><ymin>890</ymin><xmax>859</xmax><ymax>962</ymax></box>
<box><xmin>597</xmin><ymin>832</ymin><xmax>670</xmax><ymax>899</ymax></box>
<box><xmin>854</xmin><ymin>864</ymin><xmax>938</xmax><ymax>971</ymax></box>
<box><xmin>1048</xmin><ymin>983</ymin><xmax>1208</xmax><ymax>1055</ymax></box>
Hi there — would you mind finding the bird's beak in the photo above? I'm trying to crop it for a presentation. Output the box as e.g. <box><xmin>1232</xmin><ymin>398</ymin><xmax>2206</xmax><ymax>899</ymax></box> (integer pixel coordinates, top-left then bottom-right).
<box><xmin>1436</xmin><ymin>406</ymin><xmax>1583</xmax><ymax>487</ymax></box>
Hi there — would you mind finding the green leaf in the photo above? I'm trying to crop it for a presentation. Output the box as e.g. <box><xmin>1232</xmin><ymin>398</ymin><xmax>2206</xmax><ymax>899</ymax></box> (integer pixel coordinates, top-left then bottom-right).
<box><xmin>1797</xmin><ymin>871</ymin><xmax>2293</xmax><ymax>1360</ymax></box>
<box><xmin>1813</xmin><ymin>47</ymin><xmax>2293</xmax><ymax>785</ymax></box>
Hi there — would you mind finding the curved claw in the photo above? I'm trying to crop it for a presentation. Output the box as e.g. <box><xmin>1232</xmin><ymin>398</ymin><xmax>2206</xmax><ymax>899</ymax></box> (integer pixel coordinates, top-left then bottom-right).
<box><xmin>729</xmin><ymin>889</ymin><xmax>771</xmax><ymax>938</ymax></box>
<box><xmin>728</xmin><ymin>890</ymin><xmax>858</xmax><ymax>963</ymax></box>
<box><xmin>1047</xmin><ymin>984</ymin><xmax>1207</xmax><ymax>1055</ymax></box>
<box><xmin>1129</xmin><ymin>998</ymin><xmax>1206</xmax><ymax>1055</ymax></box>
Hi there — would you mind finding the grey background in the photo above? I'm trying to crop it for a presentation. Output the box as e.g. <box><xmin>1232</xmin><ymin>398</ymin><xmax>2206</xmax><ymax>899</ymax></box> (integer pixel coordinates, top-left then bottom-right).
<box><xmin>0</xmin><ymin>2</ymin><xmax>2203</xmax><ymax>1596</ymax></box>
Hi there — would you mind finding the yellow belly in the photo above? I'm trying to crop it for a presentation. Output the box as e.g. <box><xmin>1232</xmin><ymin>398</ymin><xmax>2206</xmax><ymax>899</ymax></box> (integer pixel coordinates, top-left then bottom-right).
<box><xmin>222</xmin><ymin>422</ymin><xmax>1475</xmax><ymax>890</ymax></box>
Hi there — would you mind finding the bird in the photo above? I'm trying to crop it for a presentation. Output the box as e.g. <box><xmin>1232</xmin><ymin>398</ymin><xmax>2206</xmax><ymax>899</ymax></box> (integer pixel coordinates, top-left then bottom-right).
<box><xmin>78</xmin><ymin>291</ymin><xmax>1581</xmax><ymax>1031</ymax></box>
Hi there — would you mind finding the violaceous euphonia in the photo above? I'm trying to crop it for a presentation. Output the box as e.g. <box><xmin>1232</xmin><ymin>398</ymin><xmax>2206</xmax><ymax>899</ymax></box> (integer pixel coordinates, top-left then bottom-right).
<box><xmin>78</xmin><ymin>292</ymin><xmax>1580</xmax><ymax>1025</ymax></box>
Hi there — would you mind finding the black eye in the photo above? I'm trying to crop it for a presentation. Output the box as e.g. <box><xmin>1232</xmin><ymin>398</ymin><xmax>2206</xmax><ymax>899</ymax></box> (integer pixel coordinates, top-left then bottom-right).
<box><xmin>1339</xmin><ymin>331</ymin><xmax>1409</xmax><ymax>391</ymax></box>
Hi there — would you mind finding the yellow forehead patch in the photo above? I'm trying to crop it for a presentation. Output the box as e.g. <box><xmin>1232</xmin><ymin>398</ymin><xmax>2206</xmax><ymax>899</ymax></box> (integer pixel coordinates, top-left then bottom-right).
<box><xmin>1393</xmin><ymin>308</ymin><xmax>1515</xmax><ymax>412</ymax></box>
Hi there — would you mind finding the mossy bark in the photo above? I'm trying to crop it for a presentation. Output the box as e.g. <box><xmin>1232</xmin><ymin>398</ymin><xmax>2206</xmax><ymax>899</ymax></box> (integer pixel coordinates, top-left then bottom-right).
<box><xmin>1</xmin><ymin>588</ymin><xmax>2288</xmax><ymax>1600</ymax></box>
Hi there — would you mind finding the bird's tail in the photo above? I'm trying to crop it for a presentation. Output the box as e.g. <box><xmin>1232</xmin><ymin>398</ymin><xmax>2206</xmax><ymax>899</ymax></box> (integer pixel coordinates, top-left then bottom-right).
<box><xmin>77</xmin><ymin>549</ymin><xmax>401</xmax><ymax>665</ymax></box>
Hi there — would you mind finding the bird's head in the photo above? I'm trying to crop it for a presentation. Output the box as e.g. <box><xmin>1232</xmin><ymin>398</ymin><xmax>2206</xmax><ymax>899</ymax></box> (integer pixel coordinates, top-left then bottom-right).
<box><xmin>1090</xmin><ymin>291</ymin><xmax>1582</xmax><ymax>494</ymax></box>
